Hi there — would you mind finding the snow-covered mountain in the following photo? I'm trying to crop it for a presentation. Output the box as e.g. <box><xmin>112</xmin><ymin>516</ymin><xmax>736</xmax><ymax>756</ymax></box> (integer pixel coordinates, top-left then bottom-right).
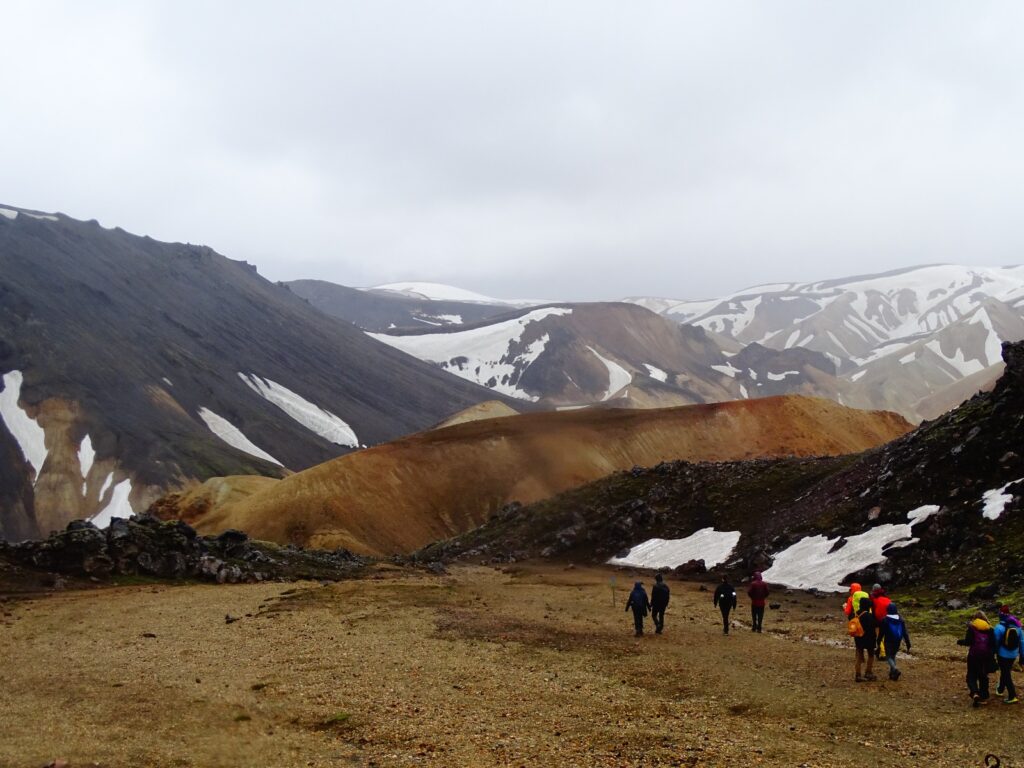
<box><xmin>0</xmin><ymin>204</ymin><xmax>510</xmax><ymax>540</ymax></box>
<box><xmin>368</xmin><ymin>302</ymin><xmax>839</xmax><ymax>408</ymax></box>
<box><xmin>368</xmin><ymin>281</ymin><xmax>549</xmax><ymax>307</ymax></box>
<box><xmin>628</xmin><ymin>265</ymin><xmax>1024</xmax><ymax>420</ymax></box>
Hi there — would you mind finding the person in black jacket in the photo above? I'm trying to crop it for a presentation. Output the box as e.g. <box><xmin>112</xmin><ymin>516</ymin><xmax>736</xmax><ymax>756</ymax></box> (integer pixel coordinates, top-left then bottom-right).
<box><xmin>625</xmin><ymin>581</ymin><xmax>650</xmax><ymax>637</ymax></box>
<box><xmin>713</xmin><ymin>576</ymin><xmax>738</xmax><ymax>635</ymax></box>
<box><xmin>650</xmin><ymin>574</ymin><xmax>670</xmax><ymax>634</ymax></box>
<box><xmin>855</xmin><ymin>597</ymin><xmax>878</xmax><ymax>682</ymax></box>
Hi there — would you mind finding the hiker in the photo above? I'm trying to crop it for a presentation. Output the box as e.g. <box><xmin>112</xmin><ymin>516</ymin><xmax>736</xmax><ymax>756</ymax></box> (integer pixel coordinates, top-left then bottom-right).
<box><xmin>877</xmin><ymin>603</ymin><xmax>911</xmax><ymax>681</ymax></box>
<box><xmin>957</xmin><ymin>610</ymin><xmax>997</xmax><ymax>706</ymax></box>
<box><xmin>713</xmin><ymin>576</ymin><xmax>738</xmax><ymax>634</ymax></box>
<box><xmin>868</xmin><ymin>585</ymin><xmax>892</xmax><ymax>659</ymax></box>
<box><xmin>625</xmin><ymin>581</ymin><xmax>650</xmax><ymax>637</ymax></box>
<box><xmin>993</xmin><ymin>606</ymin><xmax>1024</xmax><ymax>704</ymax></box>
<box><xmin>843</xmin><ymin>582</ymin><xmax>869</xmax><ymax>619</ymax></box>
<box><xmin>650</xmin><ymin>574</ymin><xmax>670</xmax><ymax>634</ymax></box>
<box><xmin>853</xmin><ymin>596</ymin><xmax>878</xmax><ymax>682</ymax></box>
<box><xmin>747</xmin><ymin>571</ymin><xmax>769</xmax><ymax>633</ymax></box>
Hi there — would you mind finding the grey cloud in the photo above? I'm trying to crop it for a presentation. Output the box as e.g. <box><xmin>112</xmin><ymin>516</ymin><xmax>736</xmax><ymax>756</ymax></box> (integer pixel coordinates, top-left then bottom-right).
<box><xmin>2</xmin><ymin>2</ymin><xmax>1023</xmax><ymax>301</ymax></box>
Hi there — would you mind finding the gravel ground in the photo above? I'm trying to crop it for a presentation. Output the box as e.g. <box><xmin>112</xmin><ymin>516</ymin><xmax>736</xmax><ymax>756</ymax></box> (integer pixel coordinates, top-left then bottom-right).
<box><xmin>1</xmin><ymin>563</ymin><xmax>1021</xmax><ymax>767</ymax></box>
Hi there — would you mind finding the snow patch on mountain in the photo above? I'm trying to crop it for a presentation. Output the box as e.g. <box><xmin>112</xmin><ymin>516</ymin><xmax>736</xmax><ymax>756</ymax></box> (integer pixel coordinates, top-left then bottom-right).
<box><xmin>982</xmin><ymin>479</ymin><xmax>1022</xmax><ymax>521</ymax></box>
<box><xmin>0</xmin><ymin>208</ymin><xmax>18</xmax><ymax>220</ymax></box>
<box><xmin>239</xmin><ymin>374</ymin><xmax>359</xmax><ymax>447</ymax></box>
<box><xmin>925</xmin><ymin>340</ymin><xmax>984</xmax><ymax>377</ymax></box>
<box><xmin>368</xmin><ymin>307</ymin><xmax>572</xmax><ymax>401</ymax></box>
<box><xmin>587</xmin><ymin>347</ymin><xmax>632</xmax><ymax>401</ymax></box>
<box><xmin>90</xmin><ymin>478</ymin><xmax>134</xmax><ymax>528</ymax></box>
<box><xmin>371</xmin><ymin>282</ymin><xmax>545</xmax><ymax>306</ymax></box>
<box><xmin>767</xmin><ymin>371</ymin><xmax>799</xmax><ymax>381</ymax></box>
<box><xmin>643</xmin><ymin>364</ymin><xmax>668</xmax><ymax>383</ymax></box>
<box><xmin>0</xmin><ymin>370</ymin><xmax>48</xmax><ymax>483</ymax></box>
<box><xmin>762</xmin><ymin>523</ymin><xmax>918</xmax><ymax>591</ymax></box>
<box><xmin>608</xmin><ymin>528</ymin><xmax>741</xmax><ymax>570</ymax></box>
<box><xmin>711</xmin><ymin>362</ymin><xmax>741</xmax><ymax>378</ymax></box>
<box><xmin>198</xmin><ymin>407</ymin><xmax>282</xmax><ymax>466</ymax></box>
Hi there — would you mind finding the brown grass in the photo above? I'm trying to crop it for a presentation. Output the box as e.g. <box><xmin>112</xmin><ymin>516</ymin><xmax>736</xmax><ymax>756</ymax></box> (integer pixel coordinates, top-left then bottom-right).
<box><xmin>2</xmin><ymin>564</ymin><xmax>1021</xmax><ymax>767</ymax></box>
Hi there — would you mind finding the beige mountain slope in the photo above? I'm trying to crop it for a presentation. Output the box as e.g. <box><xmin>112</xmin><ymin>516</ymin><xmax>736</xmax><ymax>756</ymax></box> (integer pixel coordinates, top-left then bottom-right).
<box><xmin>179</xmin><ymin>396</ymin><xmax>911</xmax><ymax>557</ymax></box>
<box><xmin>433</xmin><ymin>400</ymin><xmax>519</xmax><ymax>429</ymax></box>
<box><xmin>910</xmin><ymin>361</ymin><xmax>1004</xmax><ymax>422</ymax></box>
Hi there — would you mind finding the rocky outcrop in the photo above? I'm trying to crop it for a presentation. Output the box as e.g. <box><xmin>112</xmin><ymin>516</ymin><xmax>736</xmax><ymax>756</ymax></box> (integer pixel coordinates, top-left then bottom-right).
<box><xmin>0</xmin><ymin>515</ymin><xmax>365</xmax><ymax>583</ymax></box>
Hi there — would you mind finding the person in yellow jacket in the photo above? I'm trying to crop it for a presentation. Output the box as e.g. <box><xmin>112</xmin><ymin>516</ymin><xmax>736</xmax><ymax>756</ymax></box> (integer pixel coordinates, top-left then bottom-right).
<box><xmin>843</xmin><ymin>583</ymin><xmax>869</xmax><ymax>619</ymax></box>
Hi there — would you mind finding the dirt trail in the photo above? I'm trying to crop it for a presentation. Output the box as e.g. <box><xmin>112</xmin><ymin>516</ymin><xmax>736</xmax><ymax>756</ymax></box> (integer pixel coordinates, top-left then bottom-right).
<box><xmin>1</xmin><ymin>564</ymin><xmax>1020</xmax><ymax>767</ymax></box>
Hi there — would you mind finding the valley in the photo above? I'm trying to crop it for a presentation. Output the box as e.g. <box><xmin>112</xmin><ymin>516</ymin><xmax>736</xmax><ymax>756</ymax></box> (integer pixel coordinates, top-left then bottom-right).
<box><xmin>3</xmin><ymin>563</ymin><xmax>1021</xmax><ymax>768</ymax></box>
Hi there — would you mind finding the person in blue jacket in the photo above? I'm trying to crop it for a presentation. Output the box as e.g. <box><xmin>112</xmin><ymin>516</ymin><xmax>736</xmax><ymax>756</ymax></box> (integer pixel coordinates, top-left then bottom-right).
<box><xmin>877</xmin><ymin>603</ymin><xmax>911</xmax><ymax>680</ymax></box>
<box><xmin>625</xmin><ymin>581</ymin><xmax>650</xmax><ymax>637</ymax></box>
<box><xmin>993</xmin><ymin>605</ymin><xmax>1024</xmax><ymax>704</ymax></box>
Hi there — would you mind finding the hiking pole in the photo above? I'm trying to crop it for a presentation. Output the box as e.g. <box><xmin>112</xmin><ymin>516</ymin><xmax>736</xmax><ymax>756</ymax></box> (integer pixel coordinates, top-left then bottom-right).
<box><xmin>609</xmin><ymin>576</ymin><xmax>616</xmax><ymax>608</ymax></box>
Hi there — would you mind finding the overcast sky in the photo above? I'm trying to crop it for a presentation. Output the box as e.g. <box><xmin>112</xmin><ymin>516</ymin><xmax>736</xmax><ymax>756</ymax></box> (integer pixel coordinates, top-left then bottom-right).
<box><xmin>3</xmin><ymin>3</ymin><xmax>1023</xmax><ymax>301</ymax></box>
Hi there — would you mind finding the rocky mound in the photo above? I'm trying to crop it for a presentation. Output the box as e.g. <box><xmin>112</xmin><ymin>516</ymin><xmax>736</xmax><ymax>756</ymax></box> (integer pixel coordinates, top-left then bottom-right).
<box><xmin>171</xmin><ymin>395</ymin><xmax>910</xmax><ymax>556</ymax></box>
<box><xmin>419</xmin><ymin>342</ymin><xmax>1024</xmax><ymax>593</ymax></box>
<box><xmin>0</xmin><ymin>514</ymin><xmax>365</xmax><ymax>587</ymax></box>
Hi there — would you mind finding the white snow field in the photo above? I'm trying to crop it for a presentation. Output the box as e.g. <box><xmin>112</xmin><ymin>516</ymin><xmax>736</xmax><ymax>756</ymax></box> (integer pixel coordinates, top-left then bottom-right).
<box><xmin>0</xmin><ymin>370</ymin><xmax>48</xmax><ymax>483</ymax></box>
<box><xmin>90</xmin><ymin>478</ymin><xmax>134</xmax><ymax>528</ymax></box>
<box><xmin>608</xmin><ymin>528</ymin><xmax>741</xmax><ymax>570</ymax></box>
<box><xmin>198</xmin><ymin>407</ymin><xmax>282</xmax><ymax>466</ymax></box>
<box><xmin>711</xmin><ymin>362</ymin><xmax>741</xmax><ymax>378</ymax></box>
<box><xmin>762</xmin><ymin>505</ymin><xmax>939</xmax><ymax>591</ymax></box>
<box><xmin>0</xmin><ymin>208</ymin><xmax>17</xmax><ymax>220</ymax></box>
<box><xmin>643</xmin><ymin>364</ymin><xmax>668</xmax><ymax>383</ymax></box>
<box><xmin>368</xmin><ymin>307</ymin><xmax>573</xmax><ymax>401</ymax></box>
<box><xmin>370</xmin><ymin>282</ymin><xmax>547</xmax><ymax>306</ymax></box>
<box><xmin>982</xmin><ymin>479</ymin><xmax>1022</xmax><ymax>521</ymax></box>
<box><xmin>98</xmin><ymin>472</ymin><xmax>114</xmax><ymax>500</ymax></box>
<box><xmin>586</xmin><ymin>347</ymin><xmax>632</xmax><ymax>401</ymax></box>
<box><xmin>79</xmin><ymin>434</ymin><xmax>95</xmax><ymax>495</ymax></box>
<box><xmin>238</xmin><ymin>374</ymin><xmax>359</xmax><ymax>447</ymax></box>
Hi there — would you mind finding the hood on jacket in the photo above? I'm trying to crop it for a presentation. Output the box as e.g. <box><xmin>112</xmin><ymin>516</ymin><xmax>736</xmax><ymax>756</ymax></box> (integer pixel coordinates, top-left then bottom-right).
<box><xmin>752</xmin><ymin>571</ymin><xmax>763</xmax><ymax>581</ymax></box>
<box><xmin>971</xmin><ymin>618</ymin><xmax>993</xmax><ymax>631</ymax></box>
<box><xmin>849</xmin><ymin>582</ymin><xmax>862</xmax><ymax>594</ymax></box>
<box><xmin>886</xmin><ymin>603</ymin><xmax>899</xmax><ymax>615</ymax></box>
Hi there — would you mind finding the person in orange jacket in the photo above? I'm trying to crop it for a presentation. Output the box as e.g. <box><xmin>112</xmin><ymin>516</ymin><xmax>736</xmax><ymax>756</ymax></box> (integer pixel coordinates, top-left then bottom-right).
<box><xmin>843</xmin><ymin>583</ymin><xmax>869</xmax><ymax>618</ymax></box>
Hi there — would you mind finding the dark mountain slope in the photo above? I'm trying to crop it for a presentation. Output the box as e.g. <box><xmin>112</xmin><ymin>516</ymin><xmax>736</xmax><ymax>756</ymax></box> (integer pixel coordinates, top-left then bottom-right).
<box><xmin>421</xmin><ymin>341</ymin><xmax>1024</xmax><ymax>592</ymax></box>
<box><xmin>0</xmin><ymin>205</ymin><xmax>509</xmax><ymax>538</ymax></box>
<box><xmin>285</xmin><ymin>279</ymin><xmax>513</xmax><ymax>332</ymax></box>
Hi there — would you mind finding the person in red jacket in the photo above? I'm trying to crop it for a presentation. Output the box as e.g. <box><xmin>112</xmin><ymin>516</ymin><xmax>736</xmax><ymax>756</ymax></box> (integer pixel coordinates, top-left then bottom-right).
<box><xmin>871</xmin><ymin>584</ymin><xmax>892</xmax><ymax>657</ymax></box>
<box><xmin>747</xmin><ymin>572</ymin><xmax>770</xmax><ymax>633</ymax></box>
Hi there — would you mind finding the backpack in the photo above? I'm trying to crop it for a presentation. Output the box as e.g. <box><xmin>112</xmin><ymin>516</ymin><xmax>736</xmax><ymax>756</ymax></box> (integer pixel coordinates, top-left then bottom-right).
<box><xmin>847</xmin><ymin>615</ymin><xmax>864</xmax><ymax>638</ymax></box>
<box><xmin>887</xmin><ymin>617</ymin><xmax>904</xmax><ymax>642</ymax></box>
<box><xmin>1004</xmin><ymin>626</ymin><xmax>1020</xmax><ymax>651</ymax></box>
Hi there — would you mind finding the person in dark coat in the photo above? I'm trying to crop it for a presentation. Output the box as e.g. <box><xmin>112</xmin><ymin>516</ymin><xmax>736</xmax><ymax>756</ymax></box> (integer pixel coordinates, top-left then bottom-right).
<box><xmin>625</xmin><ymin>581</ymin><xmax>650</xmax><ymax>637</ymax></box>
<box><xmin>713</xmin><ymin>576</ymin><xmax>738</xmax><ymax>635</ymax></box>
<box><xmin>957</xmin><ymin>610</ymin><xmax>997</xmax><ymax>706</ymax></box>
<box><xmin>855</xmin><ymin>597</ymin><xmax>878</xmax><ymax>682</ymax></box>
<box><xmin>877</xmin><ymin>602</ymin><xmax>911</xmax><ymax>681</ymax></box>
<box><xmin>747</xmin><ymin>571</ymin><xmax>770</xmax><ymax>633</ymax></box>
<box><xmin>650</xmin><ymin>574</ymin><xmax>670</xmax><ymax>634</ymax></box>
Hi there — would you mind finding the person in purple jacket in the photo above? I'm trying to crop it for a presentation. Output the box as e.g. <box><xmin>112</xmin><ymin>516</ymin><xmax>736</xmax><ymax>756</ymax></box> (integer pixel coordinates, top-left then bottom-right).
<box><xmin>957</xmin><ymin>610</ymin><xmax>997</xmax><ymax>706</ymax></box>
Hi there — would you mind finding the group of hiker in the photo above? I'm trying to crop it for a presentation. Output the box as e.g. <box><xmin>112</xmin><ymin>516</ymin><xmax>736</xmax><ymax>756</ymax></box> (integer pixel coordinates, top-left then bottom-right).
<box><xmin>624</xmin><ymin>571</ymin><xmax>770</xmax><ymax>637</ymax></box>
<box><xmin>627</xmin><ymin>573</ymin><xmax>1024</xmax><ymax>707</ymax></box>
<box><xmin>844</xmin><ymin>581</ymin><xmax>1024</xmax><ymax>705</ymax></box>
<box><xmin>843</xmin><ymin>582</ymin><xmax>911</xmax><ymax>682</ymax></box>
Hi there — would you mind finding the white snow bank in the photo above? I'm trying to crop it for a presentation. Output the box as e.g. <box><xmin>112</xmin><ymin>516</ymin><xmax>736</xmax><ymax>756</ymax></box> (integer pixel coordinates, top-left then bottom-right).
<box><xmin>79</xmin><ymin>434</ymin><xmax>95</xmax><ymax>495</ymax></box>
<box><xmin>98</xmin><ymin>471</ymin><xmax>114</xmax><ymax>500</ymax></box>
<box><xmin>0</xmin><ymin>370</ymin><xmax>48</xmax><ymax>483</ymax></box>
<box><xmin>762</xmin><ymin>524</ymin><xmax>918</xmax><ymax>592</ymax></box>
<box><xmin>239</xmin><ymin>374</ymin><xmax>358</xmax><ymax>447</ymax></box>
<box><xmin>643</xmin><ymin>364</ymin><xmax>668</xmax><ymax>383</ymax></box>
<box><xmin>587</xmin><ymin>347</ymin><xmax>632</xmax><ymax>401</ymax></box>
<box><xmin>766</xmin><ymin>371</ymin><xmax>799</xmax><ymax>381</ymax></box>
<box><xmin>371</xmin><ymin>281</ymin><xmax>547</xmax><ymax>306</ymax></box>
<box><xmin>368</xmin><ymin>307</ymin><xmax>572</xmax><ymax>401</ymax></box>
<box><xmin>90</xmin><ymin>478</ymin><xmax>134</xmax><ymax>528</ymax></box>
<box><xmin>982</xmin><ymin>479</ymin><xmax>1022</xmax><ymax>521</ymax></box>
<box><xmin>198</xmin><ymin>407</ymin><xmax>282</xmax><ymax>466</ymax></box>
<box><xmin>711</xmin><ymin>362</ymin><xmax>741</xmax><ymax>378</ymax></box>
<box><xmin>0</xmin><ymin>208</ymin><xmax>18</xmax><ymax>220</ymax></box>
<box><xmin>430</xmin><ymin>314</ymin><xmax>463</xmax><ymax>324</ymax></box>
<box><xmin>907</xmin><ymin>504</ymin><xmax>941</xmax><ymax>526</ymax></box>
<box><xmin>925</xmin><ymin>340</ymin><xmax>984</xmax><ymax>377</ymax></box>
<box><xmin>608</xmin><ymin>528</ymin><xmax>741</xmax><ymax>570</ymax></box>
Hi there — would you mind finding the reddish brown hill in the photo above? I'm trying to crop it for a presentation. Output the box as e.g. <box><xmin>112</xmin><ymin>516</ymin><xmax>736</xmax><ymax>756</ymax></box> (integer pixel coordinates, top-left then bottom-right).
<box><xmin>181</xmin><ymin>396</ymin><xmax>910</xmax><ymax>556</ymax></box>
